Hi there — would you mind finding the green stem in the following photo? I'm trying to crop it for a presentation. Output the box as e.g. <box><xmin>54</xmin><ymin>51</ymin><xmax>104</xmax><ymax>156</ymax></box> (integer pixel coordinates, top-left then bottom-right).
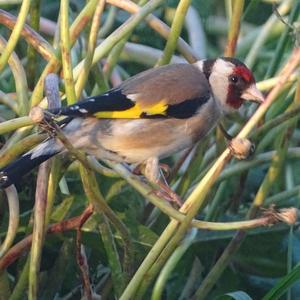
<box><xmin>265</xmin><ymin>185</ymin><xmax>300</xmax><ymax>206</ymax></box>
<box><xmin>9</xmin><ymin>259</ymin><xmax>30</xmax><ymax>300</ymax></box>
<box><xmin>205</xmin><ymin>181</ymin><xmax>227</xmax><ymax>221</ymax></box>
<box><xmin>120</xmin><ymin>222</ymin><xmax>178</xmax><ymax>300</ymax></box>
<box><xmin>60</xmin><ymin>0</ymin><xmax>76</xmax><ymax>104</ymax></box>
<box><xmin>119</xmin><ymin>39</ymin><xmax>185</xmax><ymax>66</ymax></box>
<box><xmin>287</xmin><ymin>226</ymin><xmax>294</xmax><ymax>300</ymax></box>
<box><xmin>245</xmin><ymin>0</ymin><xmax>293</xmax><ymax>68</ymax></box>
<box><xmin>194</xmin><ymin>231</ymin><xmax>246</xmax><ymax>300</ymax></box>
<box><xmin>0</xmin><ymin>36</ymin><xmax>29</xmax><ymax>116</ymax></box>
<box><xmin>224</xmin><ymin>0</ymin><xmax>244</xmax><ymax>57</ymax></box>
<box><xmin>0</xmin><ymin>91</ymin><xmax>17</xmax><ymax>113</ymax></box>
<box><xmin>0</xmin><ymin>0</ymin><xmax>31</xmax><ymax>72</ymax></box>
<box><xmin>242</xmin><ymin>0</ymin><xmax>260</xmax><ymax>20</ymax></box>
<box><xmin>0</xmin><ymin>134</ymin><xmax>46</xmax><ymax>168</ymax></box>
<box><xmin>216</xmin><ymin>148</ymin><xmax>300</xmax><ymax>184</ymax></box>
<box><xmin>79</xmin><ymin>166</ymin><xmax>134</xmax><ymax>283</ymax></box>
<box><xmin>30</xmin><ymin>0</ymin><xmax>98</xmax><ymax>107</ymax></box>
<box><xmin>29</xmin><ymin>162</ymin><xmax>50</xmax><ymax>300</ymax></box>
<box><xmin>106</xmin><ymin>0</ymin><xmax>198</xmax><ymax>62</ymax></box>
<box><xmin>106</xmin><ymin>161</ymin><xmax>300</xmax><ymax>231</ymax></box>
<box><xmin>151</xmin><ymin>229</ymin><xmax>197</xmax><ymax>300</ymax></box>
<box><xmin>0</xmin><ymin>271</ymin><xmax>11</xmax><ymax>299</ymax></box>
<box><xmin>26</xmin><ymin>0</ymin><xmax>40</xmax><ymax>89</ymax></box>
<box><xmin>0</xmin><ymin>186</ymin><xmax>19</xmax><ymax>258</ymax></box>
<box><xmin>224</xmin><ymin>0</ymin><xmax>232</xmax><ymax>20</ymax></box>
<box><xmin>40</xmin><ymin>241</ymin><xmax>73</xmax><ymax>300</ymax></box>
<box><xmin>175</xmin><ymin>142</ymin><xmax>207</xmax><ymax>197</ymax></box>
<box><xmin>253</xmin><ymin>105</ymin><xmax>300</xmax><ymax>139</ymax></box>
<box><xmin>73</xmin><ymin>0</ymin><xmax>167</xmax><ymax>80</ymax></box>
<box><xmin>99</xmin><ymin>5</ymin><xmax>117</xmax><ymax>37</ymax></box>
<box><xmin>252</xmin><ymin>139</ymin><xmax>288</xmax><ymax>209</ymax></box>
<box><xmin>45</xmin><ymin>158</ymin><xmax>61</xmax><ymax>225</ymax></box>
<box><xmin>87</xmin><ymin>157</ymin><xmax>119</xmax><ymax>178</ymax></box>
<box><xmin>0</xmin><ymin>9</ymin><xmax>55</xmax><ymax>60</ymax></box>
<box><xmin>257</xmin><ymin>72</ymin><xmax>298</xmax><ymax>92</ymax></box>
<box><xmin>193</xmin><ymin>133</ymin><xmax>290</xmax><ymax>300</ymax></box>
<box><xmin>97</xmin><ymin>216</ymin><xmax>125</xmax><ymax>297</ymax></box>
<box><xmin>0</xmin><ymin>117</ymin><xmax>33</xmax><ymax>135</ymax></box>
<box><xmin>103</xmin><ymin>33</ymin><xmax>131</xmax><ymax>79</ymax></box>
<box><xmin>156</xmin><ymin>0</ymin><xmax>192</xmax><ymax>66</ymax></box>
<box><xmin>265</xmin><ymin>2</ymin><xmax>300</xmax><ymax>78</ymax></box>
<box><xmin>75</xmin><ymin>0</ymin><xmax>105</xmax><ymax>98</ymax></box>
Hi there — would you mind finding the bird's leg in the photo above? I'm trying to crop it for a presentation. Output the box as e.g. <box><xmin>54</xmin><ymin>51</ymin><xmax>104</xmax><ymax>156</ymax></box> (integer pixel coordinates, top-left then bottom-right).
<box><xmin>156</xmin><ymin>170</ymin><xmax>183</xmax><ymax>207</ymax></box>
<box><xmin>133</xmin><ymin>162</ymin><xmax>170</xmax><ymax>177</ymax></box>
<box><xmin>218</xmin><ymin>123</ymin><xmax>255</xmax><ymax>160</ymax></box>
<box><xmin>145</xmin><ymin>157</ymin><xmax>182</xmax><ymax>207</ymax></box>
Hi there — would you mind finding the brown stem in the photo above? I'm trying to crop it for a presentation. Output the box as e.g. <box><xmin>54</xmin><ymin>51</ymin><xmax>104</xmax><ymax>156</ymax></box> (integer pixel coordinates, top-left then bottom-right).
<box><xmin>0</xmin><ymin>205</ymin><xmax>94</xmax><ymax>271</ymax></box>
<box><xmin>76</xmin><ymin>215</ymin><xmax>93</xmax><ymax>300</ymax></box>
<box><xmin>29</xmin><ymin>161</ymin><xmax>51</xmax><ymax>299</ymax></box>
<box><xmin>0</xmin><ymin>9</ymin><xmax>55</xmax><ymax>60</ymax></box>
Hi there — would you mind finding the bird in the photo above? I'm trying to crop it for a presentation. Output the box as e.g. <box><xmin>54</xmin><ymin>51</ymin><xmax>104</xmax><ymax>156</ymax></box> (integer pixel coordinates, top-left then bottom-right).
<box><xmin>0</xmin><ymin>57</ymin><xmax>264</xmax><ymax>203</ymax></box>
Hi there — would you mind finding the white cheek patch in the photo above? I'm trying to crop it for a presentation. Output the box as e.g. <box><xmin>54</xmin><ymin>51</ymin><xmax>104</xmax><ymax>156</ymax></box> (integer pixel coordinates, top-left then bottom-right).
<box><xmin>209</xmin><ymin>59</ymin><xmax>235</xmax><ymax>111</ymax></box>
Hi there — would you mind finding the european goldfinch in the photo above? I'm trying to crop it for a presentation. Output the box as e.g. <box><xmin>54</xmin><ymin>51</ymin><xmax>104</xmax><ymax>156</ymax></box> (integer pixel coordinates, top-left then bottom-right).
<box><xmin>0</xmin><ymin>57</ymin><xmax>264</xmax><ymax>193</ymax></box>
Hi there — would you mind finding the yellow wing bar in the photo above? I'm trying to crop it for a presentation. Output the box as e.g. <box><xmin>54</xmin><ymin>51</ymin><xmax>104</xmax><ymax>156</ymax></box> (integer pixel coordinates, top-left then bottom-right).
<box><xmin>93</xmin><ymin>101</ymin><xmax>167</xmax><ymax>118</ymax></box>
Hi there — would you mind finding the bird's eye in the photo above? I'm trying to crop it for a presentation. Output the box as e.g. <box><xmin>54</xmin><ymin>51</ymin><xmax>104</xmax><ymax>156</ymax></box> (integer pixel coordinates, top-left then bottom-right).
<box><xmin>230</xmin><ymin>75</ymin><xmax>238</xmax><ymax>83</ymax></box>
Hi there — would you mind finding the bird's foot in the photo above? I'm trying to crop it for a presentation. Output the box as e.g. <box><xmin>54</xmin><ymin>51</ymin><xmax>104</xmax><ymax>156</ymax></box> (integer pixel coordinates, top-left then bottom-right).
<box><xmin>229</xmin><ymin>137</ymin><xmax>255</xmax><ymax>160</ymax></box>
<box><xmin>150</xmin><ymin>181</ymin><xmax>182</xmax><ymax>207</ymax></box>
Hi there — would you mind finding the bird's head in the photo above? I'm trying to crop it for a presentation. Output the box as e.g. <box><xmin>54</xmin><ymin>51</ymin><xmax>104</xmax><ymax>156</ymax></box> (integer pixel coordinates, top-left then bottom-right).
<box><xmin>197</xmin><ymin>57</ymin><xmax>264</xmax><ymax>113</ymax></box>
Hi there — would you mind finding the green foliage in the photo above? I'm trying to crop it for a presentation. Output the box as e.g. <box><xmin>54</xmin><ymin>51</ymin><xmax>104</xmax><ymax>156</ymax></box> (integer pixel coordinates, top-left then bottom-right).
<box><xmin>0</xmin><ymin>0</ymin><xmax>299</xmax><ymax>299</ymax></box>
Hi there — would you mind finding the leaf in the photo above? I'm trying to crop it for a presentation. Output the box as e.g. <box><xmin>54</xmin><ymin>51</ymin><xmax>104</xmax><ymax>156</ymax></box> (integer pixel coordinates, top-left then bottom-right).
<box><xmin>136</xmin><ymin>224</ymin><xmax>158</xmax><ymax>247</ymax></box>
<box><xmin>216</xmin><ymin>291</ymin><xmax>253</xmax><ymax>300</ymax></box>
<box><xmin>50</xmin><ymin>196</ymin><xmax>74</xmax><ymax>222</ymax></box>
<box><xmin>262</xmin><ymin>263</ymin><xmax>300</xmax><ymax>300</ymax></box>
<box><xmin>105</xmin><ymin>179</ymin><xmax>127</xmax><ymax>202</ymax></box>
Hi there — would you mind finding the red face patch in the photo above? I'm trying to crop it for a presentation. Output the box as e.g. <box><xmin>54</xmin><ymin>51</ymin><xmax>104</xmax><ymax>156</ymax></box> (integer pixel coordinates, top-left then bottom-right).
<box><xmin>233</xmin><ymin>65</ymin><xmax>254</xmax><ymax>84</ymax></box>
<box><xmin>226</xmin><ymin>85</ymin><xmax>243</xmax><ymax>109</ymax></box>
<box><xmin>226</xmin><ymin>65</ymin><xmax>255</xmax><ymax>109</ymax></box>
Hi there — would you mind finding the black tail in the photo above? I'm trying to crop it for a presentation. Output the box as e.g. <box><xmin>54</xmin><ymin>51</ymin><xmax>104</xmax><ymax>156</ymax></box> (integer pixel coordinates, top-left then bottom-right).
<box><xmin>0</xmin><ymin>152</ymin><xmax>57</xmax><ymax>189</ymax></box>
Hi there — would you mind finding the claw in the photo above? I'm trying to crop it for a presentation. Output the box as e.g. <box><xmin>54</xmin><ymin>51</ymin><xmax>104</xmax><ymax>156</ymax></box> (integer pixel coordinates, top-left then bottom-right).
<box><xmin>136</xmin><ymin>158</ymin><xmax>182</xmax><ymax>207</ymax></box>
<box><xmin>151</xmin><ymin>181</ymin><xmax>183</xmax><ymax>207</ymax></box>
